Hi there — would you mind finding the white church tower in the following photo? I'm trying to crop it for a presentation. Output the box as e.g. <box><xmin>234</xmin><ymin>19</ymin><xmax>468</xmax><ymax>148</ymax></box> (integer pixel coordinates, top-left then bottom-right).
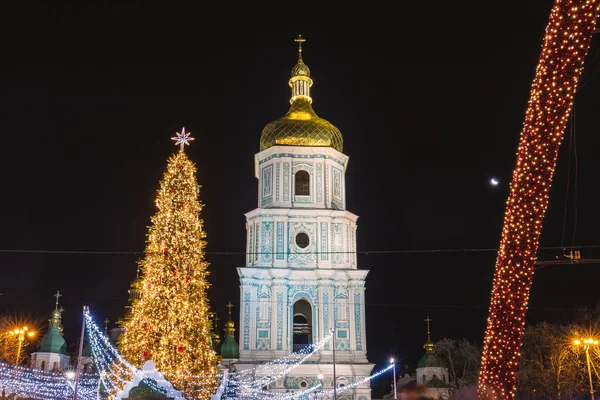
<box><xmin>30</xmin><ymin>291</ymin><xmax>70</xmax><ymax>372</ymax></box>
<box><xmin>235</xmin><ymin>36</ymin><xmax>374</xmax><ymax>399</ymax></box>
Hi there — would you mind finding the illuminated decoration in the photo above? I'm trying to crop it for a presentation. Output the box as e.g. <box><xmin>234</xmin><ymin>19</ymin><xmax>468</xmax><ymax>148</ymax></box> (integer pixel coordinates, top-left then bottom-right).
<box><xmin>116</xmin><ymin>360</ymin><xmax>185</xmax><ymax>400</ymax></box>
<box><xmin>171</xmin><ymin>127</ymin><xmax>195</xmax><ymax>151</ymax></box>
<box><xmin>0</xmin><ymin>361</ymin><xmax>98</xmax><ymax>399</ymax></box>
<box><xmin>479</xmin><ymin>1</ymin><xmax>600</xmax><ymax>398</ymax></box>
<box><xmin>118</xmin><ymin>130</ymin><xmax>219</xmax><ymax>399</ymax></box>
<box><xmin>233</xmin><ymin>331</ymin><xmax>334</xmax><ymax>391</ymax></box>
<box><xmin>259</xmin><ymin>35</ymin><xmax>344</xmax><ymax>152</ymax></box>
<box><xmin>222</xmin><ymin>363</ymin><xmax>394</xmax><ymax>399</ymax></box>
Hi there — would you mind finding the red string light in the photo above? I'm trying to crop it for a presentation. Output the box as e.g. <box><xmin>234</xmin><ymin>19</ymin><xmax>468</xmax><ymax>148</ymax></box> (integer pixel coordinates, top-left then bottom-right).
<box><xmin>478</xmin><ymin>1</ymin><xmax>600</xmax><ymax>398</ymax></box>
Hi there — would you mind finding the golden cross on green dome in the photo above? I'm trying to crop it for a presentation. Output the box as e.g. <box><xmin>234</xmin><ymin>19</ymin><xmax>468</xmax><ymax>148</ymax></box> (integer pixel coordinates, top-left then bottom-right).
<box><xmin>54</xmin><ymin>291</ymin><xmax>62</xmax><ymax>309</ymax></box>
<box><xmin>226</xmin><ymin>301</ymin><xmax>233</xmax><ymax>319</ymax></box>
<box><xmin>425</xmin><ymin>316</ymin><xmax>432</xmax><ymax>341</ymax></box>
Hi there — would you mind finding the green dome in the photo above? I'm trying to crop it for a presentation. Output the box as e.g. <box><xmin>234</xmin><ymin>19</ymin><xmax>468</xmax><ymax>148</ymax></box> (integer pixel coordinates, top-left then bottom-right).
<box><xmin>38</xmin><ymin>327</ymin><xmax>68</xmax><ymax>355</ymax></box>
<box><xmin>220</xmin><ymin>335</ymin><xmax>239</xmax><ymax>359</ymax></box>
<box><xmin>418</xmin><ymin>353</ymin><xmax>444</xmax><ymax>368</ymax></box>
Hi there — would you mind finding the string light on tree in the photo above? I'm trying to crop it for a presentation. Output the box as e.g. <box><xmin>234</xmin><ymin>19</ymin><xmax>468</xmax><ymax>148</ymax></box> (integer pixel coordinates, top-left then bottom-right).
<box><xmin>478</xmin><ymin>1</ymin><xmax>600</xmax><ymax>398</ymax></box>
<box><xmin>119</xmin><ymin>128</ymin><xmax>219</xmax><ymax>399</ymax></box>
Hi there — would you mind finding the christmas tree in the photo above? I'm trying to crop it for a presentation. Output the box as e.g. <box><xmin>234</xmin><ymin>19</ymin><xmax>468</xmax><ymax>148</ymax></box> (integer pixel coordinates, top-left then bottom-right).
<box><xmin>119</xmin><ymin>128</ymin><xmax>219</xmax><ymax>399</ymax></box>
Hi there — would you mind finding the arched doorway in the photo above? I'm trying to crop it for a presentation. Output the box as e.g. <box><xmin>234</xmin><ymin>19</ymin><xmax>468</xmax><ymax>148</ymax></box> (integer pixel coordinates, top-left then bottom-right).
<box><xmin>292</xmin><ymin>299</ymin><xmax>312</xmax><ymax>352</ymax></box>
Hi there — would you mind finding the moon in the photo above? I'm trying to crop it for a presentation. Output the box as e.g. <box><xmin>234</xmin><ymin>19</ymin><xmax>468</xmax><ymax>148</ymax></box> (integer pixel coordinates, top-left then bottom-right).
<box><xmin>490</xmin><ymin>177</ymin><xmax>499</xmax><ymax>186</ymax></box>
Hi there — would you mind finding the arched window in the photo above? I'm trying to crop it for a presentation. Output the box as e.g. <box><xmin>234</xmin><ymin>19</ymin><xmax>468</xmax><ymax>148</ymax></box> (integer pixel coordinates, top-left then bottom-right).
<box><xmin>52</xmin><ymin>362</ymin><xmax>58</xmax><ymax>371</ymax></box>
<box><xmin>40</xmin><ymin>360</ymin><xmax>46</xmax><ymax>370</ymax></box>
<box><xmin>295</xmin><ymin>170</ymin><xmax>310</xmax><ymax>196</ymax></box>
<box><xmin>292</xmin><ymin>299</ymin><xmax>312</xmax><ymax>352</ymax></box>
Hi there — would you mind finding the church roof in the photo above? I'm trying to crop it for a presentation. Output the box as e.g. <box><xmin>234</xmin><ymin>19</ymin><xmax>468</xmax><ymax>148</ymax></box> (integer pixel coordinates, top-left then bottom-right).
<box><xmin>220</xmin><ymin>335</ymin><xmax>240</xmax><ymax>359</ymax></box>
<box><xmin>418</xmin><ymin>353</ymin><xmax>444</xmax><ymax>368</ymax></box>
<box><xmin>37</xmin><ymin>327</ymin><xmax>68</xmax><ymax>355</ymax></box>
<box><xmin>260</xmin><ymin>99</ymin><xmax>343</xmax><ymax>152</ymax></box>
<box><xmin>259</xmin><ymin>36</ymin><xmax>343</xmax><ymax>153</ymax></box>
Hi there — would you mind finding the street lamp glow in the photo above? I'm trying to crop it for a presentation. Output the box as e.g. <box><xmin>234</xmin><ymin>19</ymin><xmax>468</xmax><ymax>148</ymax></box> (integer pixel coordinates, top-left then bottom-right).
<box><xmin>65</xmin><ymin>371</ymin><xmax>75</xmax><ymax>379</ymax></box>
<box><xmin>573</xmin><ymin>337</ymin><xmax>599</xmax><ymax>400</ymax></box>
<box><xmin>390</xmin><ymin>358</ymin><xmax>395</xmax><ymax>364</ymax></box>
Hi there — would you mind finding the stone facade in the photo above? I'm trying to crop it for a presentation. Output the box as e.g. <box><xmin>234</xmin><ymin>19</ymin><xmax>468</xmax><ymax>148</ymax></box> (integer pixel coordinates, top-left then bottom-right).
<box><xmin>235</xmin><ymin>145</ymin><xmax>374</xmax><ymax>400</ymax></box>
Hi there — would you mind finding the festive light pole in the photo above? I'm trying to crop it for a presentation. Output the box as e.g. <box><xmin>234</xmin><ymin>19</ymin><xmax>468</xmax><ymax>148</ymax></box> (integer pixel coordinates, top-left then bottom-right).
<box><xmin>73</xmin><ymin>306</ymin><xmax>87</xmax><ymax>400</ymax></box>
<box><xmin>390</xmin><ymin>358</ymin><xmax>397</xmax><ymax>400</ymax></box>
<box><xmin>573</xmin><ymin>338</ymin><xmax>598</xmax><ymax>400</ymax></box>
<box><xmin>8</xmin><ymin>327</ymin><xmax>34</xmax><ymax>365</ymax></box>
<box><xmin>478</xmin><ymin>1</ymin><xmax>600</xmax><ymax>398</ymax></box>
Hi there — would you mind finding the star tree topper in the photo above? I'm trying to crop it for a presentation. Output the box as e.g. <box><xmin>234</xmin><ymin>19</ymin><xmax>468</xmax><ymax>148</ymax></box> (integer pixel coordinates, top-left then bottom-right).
<box><xmin>171</xmin><ymin>127</ymin><xmax>194</xmax><ymax>151</ymax></box>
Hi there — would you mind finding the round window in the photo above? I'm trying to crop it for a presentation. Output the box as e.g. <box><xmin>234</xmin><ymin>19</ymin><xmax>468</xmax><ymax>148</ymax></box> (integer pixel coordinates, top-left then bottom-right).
<box><xmin>300</xmin><ymin>381</ymin><xmax>308</xmax><ymax>388</ymax></box>
<box><xmin>295</xmin><ymin>232</ymin><xmax>310</xmax><ymax>248</ymax></box>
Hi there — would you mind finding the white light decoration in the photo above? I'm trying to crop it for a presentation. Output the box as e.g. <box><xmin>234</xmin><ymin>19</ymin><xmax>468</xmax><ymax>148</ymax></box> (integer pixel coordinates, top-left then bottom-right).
<box><xmin>171</xmin><ymin>127</ymin><xmax>195</xmax><ymax>151</ymax></box>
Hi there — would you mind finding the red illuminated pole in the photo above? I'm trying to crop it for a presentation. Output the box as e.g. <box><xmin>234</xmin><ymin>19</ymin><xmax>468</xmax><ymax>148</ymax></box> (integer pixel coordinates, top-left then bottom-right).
<box><xmin>478</xmin><ymin>1</ymin><xmax>600</xmax><ymax>399</ymax></box>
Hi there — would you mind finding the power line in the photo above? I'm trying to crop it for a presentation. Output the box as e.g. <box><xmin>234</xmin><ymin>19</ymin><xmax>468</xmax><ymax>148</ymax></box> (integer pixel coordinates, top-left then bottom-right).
<box><xmin>0</xmin><ymin>245</ymin><xmax>598</xmax><ymax>256</ymax></box>
<box><xmin>0</xmin><ymin>293</ymin><xmax>593</xmax><ymax>312</ymax></box>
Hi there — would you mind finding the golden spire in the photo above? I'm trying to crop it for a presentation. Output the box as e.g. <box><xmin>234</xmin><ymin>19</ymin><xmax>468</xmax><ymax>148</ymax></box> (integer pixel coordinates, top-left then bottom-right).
<box><xmin>424</xmin><ymin>316</ymin><xmax>435</xmax><ymax>354</ymax></box>
<box><xmin>54</xmin><ymin>290</ymin><xmax>61</xmax><ymax>310</ymax></box>
<box><xmin>294</xmin><ymin>34</ymin><xmax>306</xmax><ymax>61</ymax></box>
<box><xmin>49</xmin><ymin>291</ymin><xmax>64</xmax><ymax>334</ymax></box>
<box><xmin>224</xmin><ymin>301</ymin><xmax>235</xmax><ymax>337</ymax></box>
<box><xmin>289</xmin><ymin>34</ymin><xmax>312</xmax><ymax>104</ymax></box>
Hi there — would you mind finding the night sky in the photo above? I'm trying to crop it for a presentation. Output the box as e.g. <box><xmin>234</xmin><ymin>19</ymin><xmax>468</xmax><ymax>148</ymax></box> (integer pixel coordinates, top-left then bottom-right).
<box><xmin>2</xmin><ymin>1</ymin><xmax>600</xmax><ymax>396</ymax></box>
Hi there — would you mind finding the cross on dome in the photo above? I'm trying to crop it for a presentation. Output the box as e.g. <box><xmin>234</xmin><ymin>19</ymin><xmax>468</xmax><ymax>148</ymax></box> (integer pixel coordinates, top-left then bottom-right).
<box><xmin>226</xmin><ymin>301</ymin><xmax>234</xmax><ymax>319</ymax></box>
<box><xmin>425</xmin><ymin>316</ymin><xmax>432</xmax><ymax>341</ymax></box>
<box><xmin>294</xmin><ymin>34</ymin><xmax>306</xmax><ymax>57</ymax></box>
<box><xmin>54</xmin><ymin>291</ymin><xmax>62</xmax><ymax>310</ymax></box>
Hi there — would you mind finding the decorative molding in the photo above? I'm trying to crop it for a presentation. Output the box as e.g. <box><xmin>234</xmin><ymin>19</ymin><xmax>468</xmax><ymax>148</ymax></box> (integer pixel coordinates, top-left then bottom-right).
<box><xmin>275</xmin><ymin>162</ymin><xmax>280</xmax><ymax>202</ymax></box>
<box><xmin>323</xmin><ymin>292</ymin><xmax>330</xmax><ymax>350</ymax></box>
<box><xmin>276</xmin><ymin>292</ymin><xmax>283</xmax><ymax>350</ymax></box>
<box><xmin>354</xmin><ymin>292</ymin><xmax>363</xmax><ymax>351</ymax></box>
<box><xmin>331</xmin><ymin>223</ymin><xmax>344</xmax><ymax>264</ymax></box>
<box><xmin>258</xmin><ymin>152</ymin><xmax>346</xmax><ymax>168</ymax></box>
<box><xmin>243</xmin><ymin>292</ymin><xmax>250</xmax><ymax>350</ymax></box>
<box><xmin>320</xmin><ymin>222</ymin><xmax>328</xmax><ymax>261</ymax></box>
<box><xmin>260</xmin><ymin>221</ymin><xmax>273</xmax><ymax>263</ymax></box>
<box><xmin>288</xmin><ymin>222</ymin><xmax>317</xmax><ymax>266</ymax></box>
<box><xmin>283</xmin><ymin>162</ymin><xmax>290</xmax><ymax>201</ymax></box>
<box><xmin>248</xmin><ymin>225</ymin><xmax>253</xmax><ymax>264</ymax></box>
<box><xmin>276</xmin><ymin>222</ymin><xmax>284</xmax><ymax>261</ymax></box>
<box><xmin>316</xmin><ymin>162</ymin><xmax>323</xmax><ymax>203</ymax></box>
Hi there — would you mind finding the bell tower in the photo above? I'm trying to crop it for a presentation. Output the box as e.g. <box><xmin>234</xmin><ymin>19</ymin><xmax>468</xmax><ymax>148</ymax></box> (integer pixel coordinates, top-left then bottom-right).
<box><xmin>235</xmin><ymin>36</ymin><xmax>374</xmax><ymax>400</ymax></box>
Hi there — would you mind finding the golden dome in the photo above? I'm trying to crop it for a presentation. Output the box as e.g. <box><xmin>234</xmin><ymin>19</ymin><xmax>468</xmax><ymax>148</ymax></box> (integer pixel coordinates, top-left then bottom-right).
<box><xmin>291</xmin><ymin>59</ymin><xmax>310</xmax><ymax>77</ymax></box>
<box><xmin>259</xmin><ymin>35</ymin><xmax>343</xmax><ymax>153</ymax></box>
<box><xmin>260</xmin><ymin>99</ymin><xmax>343</xmax><ymax>152</ymax></box>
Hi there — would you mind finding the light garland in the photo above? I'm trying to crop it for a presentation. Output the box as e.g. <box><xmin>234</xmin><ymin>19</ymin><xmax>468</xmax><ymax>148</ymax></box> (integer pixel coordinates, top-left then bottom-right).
<box><xmin>232</xmin><ymin>331</ymin><xmax>334</xmax><ymax>390</ymax></box>
<box><xmin>479</xmin><ymin>0</ymin><xmax>600</xmax><ymax>398</ymax></box>
<box><xmin>221</xmin><ymin>364</ymin><xmax>392</xmax><ymax>399</ymax></box>
<box><xmin>0</xmin><ymin>361</ymin><xmax>97</xmax><ymax>399</ymax></box>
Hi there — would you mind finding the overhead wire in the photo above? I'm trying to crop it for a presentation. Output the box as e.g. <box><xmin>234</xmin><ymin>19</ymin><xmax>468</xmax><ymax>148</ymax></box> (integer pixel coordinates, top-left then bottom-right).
<box><xmin>0</xmin><ymin>244</ymin><xmax>599</xmax><ymax>256</ymax></box>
